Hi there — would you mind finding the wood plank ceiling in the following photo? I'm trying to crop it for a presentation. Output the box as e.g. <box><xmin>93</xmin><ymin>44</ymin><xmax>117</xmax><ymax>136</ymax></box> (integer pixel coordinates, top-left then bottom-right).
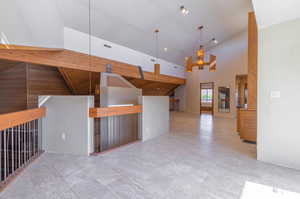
<box><xmin>58</xmin><ymin>68</ymin><xmax>100</xmax><ymax>95</ymax></box>
<box><xmin>124</xmin><ymin>77</ymin><xmax>179</xmax><ymax>96</ymax></box>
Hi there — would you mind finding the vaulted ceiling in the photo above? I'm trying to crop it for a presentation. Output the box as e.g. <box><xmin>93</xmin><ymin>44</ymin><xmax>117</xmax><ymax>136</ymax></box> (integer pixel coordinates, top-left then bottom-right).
<box><xmin>56</xmin><ymin>0</ymin><xmax>253</xmax><ymax>65</ymax></box>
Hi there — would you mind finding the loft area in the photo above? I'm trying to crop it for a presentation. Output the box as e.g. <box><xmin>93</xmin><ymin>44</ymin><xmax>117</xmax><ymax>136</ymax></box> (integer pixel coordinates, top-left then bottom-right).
<box><xmin>1</xmin><ymin>0</ymin><xmax>300</xmax><ymax>198</ymax></box>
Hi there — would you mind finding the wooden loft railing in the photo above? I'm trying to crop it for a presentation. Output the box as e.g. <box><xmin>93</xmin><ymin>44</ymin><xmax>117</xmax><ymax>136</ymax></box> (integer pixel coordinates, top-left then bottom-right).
<box><xmin>0</xmin><ymin>44</ymin><xmax>185</xmax><ymax>85</ymax></box>
<box><xmin>0</xmin><ymin>108</ymin><xmax>46</xmax><ymax>190</ymax></box>
<box><xmin>90</xmin><ymin>105</ymin><xmax>142</xmax><ymax>153</ymax></box>
<box><xmin>0</xmin><ymin>108</ymin><xmax>46</xmax><ymax>131</ymax></box>
<box><xmin>89</xmin><ymin>105</ymin><xmax>142</xmax><ymax>118</ymax></box>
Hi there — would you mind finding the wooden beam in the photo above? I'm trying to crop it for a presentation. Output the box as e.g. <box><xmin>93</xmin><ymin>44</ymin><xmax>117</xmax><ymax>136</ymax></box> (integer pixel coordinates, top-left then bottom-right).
<box><xmin>167</xmin><ymin>84</ymin><xmax>180</xmax><ymax>96</ymax></box>
<box><xmin>154</xmin><ymin>64</ymin><xmax>160</xmax><ymax>75</ymax></box>
<box><xmin>89</xmin><ymin>105</ymin><xmax>142</xmax><ymax>118</ymax></box>
<box><xmin>57</xmin><ymin>68</ymin><xmax>76</xmax><ymax>94</ymax></box>
<box><xmin>0</xmin><ymin>46</ymin><xmax>185</xmax><ymax>85</ymax></box>
<box><xmin>0</xmin><ymin>44</ymin><xmax>62</xmax><ymax>51</ymax></box>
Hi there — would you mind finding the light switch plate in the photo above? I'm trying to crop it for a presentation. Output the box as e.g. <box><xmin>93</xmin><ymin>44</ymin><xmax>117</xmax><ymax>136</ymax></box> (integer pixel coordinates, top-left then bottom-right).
<box><xmin>62</xmin><ymin>133</ymin><xmax>66</xmax><ymax>141</ymax></box>
<box><xmin>271</xmin><ymin>91</ymin><xmax>281</xmax><ymax>99</ymax></box>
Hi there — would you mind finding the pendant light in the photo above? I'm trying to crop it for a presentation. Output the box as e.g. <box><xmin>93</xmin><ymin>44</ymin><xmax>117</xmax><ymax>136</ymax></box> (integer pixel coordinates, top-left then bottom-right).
<box><xmin>196</xmin><ymin>26</ymin><xmax>205</xmax><ymax>68</ymax></box>
<box><xmin>88</xmin><ymin>0</ymin><xmax>92</xmax><ymax>95</ymax></box>
<box><xmin>154</xmin><ymin>29</ymin><xmax>160</xmax><ymax>75</ymax></box>
<box><xmin>185</xmin><ymin>26</ymin><xmax>217</xmax><ymax>72</ymax></box>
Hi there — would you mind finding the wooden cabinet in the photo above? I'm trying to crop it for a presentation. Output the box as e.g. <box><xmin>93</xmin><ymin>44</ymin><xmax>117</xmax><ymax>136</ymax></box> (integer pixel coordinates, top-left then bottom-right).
<box><xmin>238</xmin><ymin>109</ymin><xmax>257</xmax><ymax>142</ymax></box>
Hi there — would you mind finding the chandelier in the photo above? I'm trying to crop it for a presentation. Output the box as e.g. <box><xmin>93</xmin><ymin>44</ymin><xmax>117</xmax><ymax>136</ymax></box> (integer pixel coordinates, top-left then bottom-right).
<box><xmin>186</xmin><ymin>26</ymin><xmax>217</xmax><ymax>72</ymax></box>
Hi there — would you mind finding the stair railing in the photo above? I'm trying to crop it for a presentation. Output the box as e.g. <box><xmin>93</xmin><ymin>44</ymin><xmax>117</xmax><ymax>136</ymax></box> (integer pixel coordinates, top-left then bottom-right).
<box><xmin>0</xmin><ymin>108</ymin><xmax>46</xmax><ymax>189</ymax></box>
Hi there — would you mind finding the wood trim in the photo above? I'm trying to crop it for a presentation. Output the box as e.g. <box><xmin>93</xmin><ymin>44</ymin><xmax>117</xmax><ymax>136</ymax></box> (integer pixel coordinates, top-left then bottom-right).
<box><xmin>0</xmin><ymin>44</ymin><xmax>62</xmax><ymax>51</ymax></box>
<box><xmin>89</xmin><ymin>105</ymin><xmax>142</xmax><ymax>118</ymax></box>
<box><xmin>248</xmin><ymin>12</ymin><xmax>258</xmax><ymax>110</ymax></box>
<box><xmin>0</xmin><ymin>46</ymin><xmax>185</xmax><ymax>85</ymax></box>
<box><xmin>0</xmin><ymin>107</ymin><xmax>46</xmax><ymax>131</ymax></box>
<box><xmin>200</xmin><ymin>82</ymin><xmax>214</xmax><ymax>115</ymax></box>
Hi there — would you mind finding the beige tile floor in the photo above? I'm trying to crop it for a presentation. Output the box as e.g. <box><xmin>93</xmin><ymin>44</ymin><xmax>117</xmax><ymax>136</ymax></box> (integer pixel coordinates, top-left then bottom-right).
<box><xmin>1</xmin><ymin>112</ymin><xmax>300</xmax><ymax>199</ymax></box>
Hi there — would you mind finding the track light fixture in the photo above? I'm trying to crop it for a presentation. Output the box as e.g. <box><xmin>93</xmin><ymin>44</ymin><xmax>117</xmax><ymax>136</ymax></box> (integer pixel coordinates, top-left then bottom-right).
<box><xmin>180</xmin><ymin>6</ymin><xmax>189</xmax><ymax>15</ymax></box>
<box><xmin>212</xmin><ymin>38</ymin><xmax>218</xmax><ymax>44</ymax></box>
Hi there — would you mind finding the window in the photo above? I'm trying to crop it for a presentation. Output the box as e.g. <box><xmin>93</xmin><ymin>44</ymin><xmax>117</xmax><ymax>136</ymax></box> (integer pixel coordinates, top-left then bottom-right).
<box><xmin>201</xmin><ymin>89</ymin><xmax>213</xmax><ymax>103</ymax></box>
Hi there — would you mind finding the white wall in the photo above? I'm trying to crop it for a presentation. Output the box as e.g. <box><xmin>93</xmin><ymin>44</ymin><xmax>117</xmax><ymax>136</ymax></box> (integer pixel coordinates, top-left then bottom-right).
<box><xmin>64</xmin><ymin>27</ymin><xmax>186</xmax><ymax>78</ymax></box>
<box><xmin>100</xmin><ymin>87</ymin><xmax>142</xmax><ymax>107</ymax></box>
<box><xmin>174</xmin><ymin>85</ymin><xmax>187</xmax><ymax>112</ymax></box>
<box><xmin>257</xmin><ymin>18</ymin><xmax>300</xmax><ymax>170</ymax></box>
<box><xmin>42</xmin><ymin>96</ymin><xmax>94</xmax><ymax>156</ymax></box>
<box><xmin>0</xmin><ymin>0</ymin><xmax>63</xmax><ymax>48</ymax></box>
<box><xmin>140</xmin><ymin>96</ymin><xmax>170</xmax><ymax>141</ymax></box>
<box><xmin>185</xmin><ymin>32</ymin><xmax>248</xmax><ymax>118</ymax></box>
<box><xmin>252</xmin><ymin>0</ymin><xmax>300</xmax><ymax>29</ymax></box>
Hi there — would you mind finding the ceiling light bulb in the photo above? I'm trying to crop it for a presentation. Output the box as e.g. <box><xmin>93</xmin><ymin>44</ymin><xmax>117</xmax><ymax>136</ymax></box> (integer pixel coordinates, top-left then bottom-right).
<box><xmin>180</xmin><ymin>6</ymin><xmax>189</xmax><ymax>15</ymax></box>
<box><xmin>197</xmin><ymin>59</ymin><xmax>204</xmax><ymax>65</ymax></box>
<box><xmin>212</xmin><ymin>38</ymin><xmax>218</xmax><ymax>44</ymax></box>
<box><xmin>164</xmin><ymin>48</ymin><xmax>168</xmax><ymax>52</ymax></box>
<box><xmin>197</xmin><ymin>49</ymin><xmax>204</xmax><ymax>57</ymax></box>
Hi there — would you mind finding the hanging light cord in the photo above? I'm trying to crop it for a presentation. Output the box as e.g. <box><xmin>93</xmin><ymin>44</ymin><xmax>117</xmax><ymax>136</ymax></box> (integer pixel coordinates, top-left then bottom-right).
<box><xmin>155</xmin><ymin>30</ymin><xmax>159</xmax><ymax>62</ymax></box>
<box><xmin>89</xmin><ymin>0</ymin><xmax>92</xmax><ymax>95</ymax></box>
<box><xmin>193</xmin><ymin>27</ymin><xmax>203</xmax><ymax>59</ymax></box>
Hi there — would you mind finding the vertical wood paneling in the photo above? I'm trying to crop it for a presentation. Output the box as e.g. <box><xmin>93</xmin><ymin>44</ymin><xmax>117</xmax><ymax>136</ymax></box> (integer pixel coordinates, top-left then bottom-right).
<box><xmin>27</xmin><ymin>64</ymin><xmax>72</xmax><ymax>108</ymax></box>
<box><xmin>0</xmin><ymin>63</ymin><xmax>27</xmax><ymax>114</ymax></box>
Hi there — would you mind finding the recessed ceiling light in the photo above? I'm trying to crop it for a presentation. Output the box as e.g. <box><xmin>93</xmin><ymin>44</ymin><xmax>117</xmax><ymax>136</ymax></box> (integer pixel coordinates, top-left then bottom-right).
<box><xmin>164</xmin><ymin>48</ymin><xmax>168</xmax><ymax>52</ymax></box>
<box><xmin>180</xmin><ymin>6</ymin><xmax>189</xmax><ymax>15</ymax></box>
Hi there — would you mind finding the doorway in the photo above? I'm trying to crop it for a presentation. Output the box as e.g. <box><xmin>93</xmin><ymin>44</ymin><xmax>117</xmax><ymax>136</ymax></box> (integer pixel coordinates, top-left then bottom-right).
<box><xmin>200</xmin><ymin>82</ymin><xmax>214</xmax><ymax>115</ymax></box>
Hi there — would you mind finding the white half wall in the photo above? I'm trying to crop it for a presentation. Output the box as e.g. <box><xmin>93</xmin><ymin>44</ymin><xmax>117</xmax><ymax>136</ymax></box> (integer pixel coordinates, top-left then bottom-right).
<box><xmin>185</xmin><ymin>32</ymin><xmax>248</xmax><ymax>118</ymax></box>
<box><xmin>140</xmin><ymin>96</ymin><xmax>170</xmax><ymax>141</ymax></box>
<box><xmin>42</xmin><ymin>96</ymin><xmax>94</xmax><ymax>156</ymax></box>
<box><xmin>64</xmin><ymin>27</ymin><xmax>186</xmax><ymax>78</ymax></box>
<box><xmin>257</xmin><ymin>18</ymin><xmax>300</xmax><ymax>170</ymax></box>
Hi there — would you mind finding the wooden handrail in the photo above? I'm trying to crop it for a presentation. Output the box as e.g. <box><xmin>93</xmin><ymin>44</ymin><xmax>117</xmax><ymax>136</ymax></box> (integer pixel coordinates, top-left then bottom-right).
<box><xmin>0</xmin><ymin>108</ymin><xmax>46</xmax><ymax>131</ymax></box>
<box><xmin>89</xmin><ymin>105</ymin><xmax>142</xmax><ymax>118</ymax></box>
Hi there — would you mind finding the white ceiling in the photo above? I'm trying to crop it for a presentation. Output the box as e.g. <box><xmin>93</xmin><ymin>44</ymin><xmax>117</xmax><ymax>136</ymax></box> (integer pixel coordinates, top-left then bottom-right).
<box><xmin>56</xmin><ymin>0</ymin><xmax>253</xmax><ymax>65</ymax></box>
<box><xmin>252</xmin><ymin>0</ymin><xmax>300</xmax><ymax>29</ymax></box>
